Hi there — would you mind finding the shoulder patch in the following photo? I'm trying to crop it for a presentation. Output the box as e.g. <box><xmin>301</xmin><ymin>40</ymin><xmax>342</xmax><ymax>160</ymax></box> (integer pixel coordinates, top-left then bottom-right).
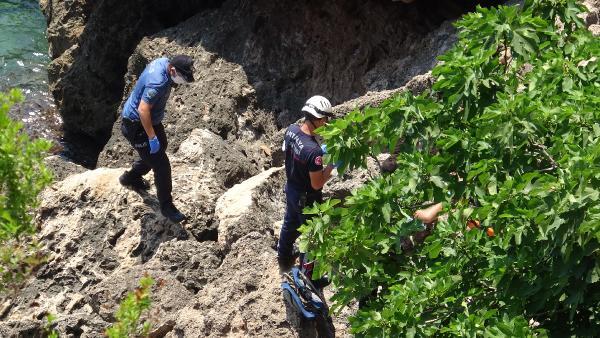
<box><xmin>314</xmin><ymin>156</ymin><xmax>323</xmax><ymax>166</ymax></box>
<box><xmin>146</xmin><ymin>88</ymin><xmax>158</xmax><ymax>100</ymax></box>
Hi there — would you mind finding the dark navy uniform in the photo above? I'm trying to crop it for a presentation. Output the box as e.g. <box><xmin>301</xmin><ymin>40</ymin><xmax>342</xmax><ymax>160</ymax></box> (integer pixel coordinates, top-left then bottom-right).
<box><xmin>277</xmin><ymin>124</ymin><xmax>325</xmax><ymax>262</ymax></box>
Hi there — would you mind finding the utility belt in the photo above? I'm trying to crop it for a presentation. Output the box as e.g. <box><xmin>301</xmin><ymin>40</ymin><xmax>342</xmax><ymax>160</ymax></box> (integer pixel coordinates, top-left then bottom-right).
<box><xmin>121</xmin><ymin>117</ymin><xmax>147</xmax><ymax>149</ymax></box>
<box><xmin>122</xmin><ymin>117</ymin><xmax>140</xmax><ymax>127</ymax></box>
<box><xmin>122</xmin><ymin>117</ymin><xmax>162</xmax><ymax>129</ymax></box>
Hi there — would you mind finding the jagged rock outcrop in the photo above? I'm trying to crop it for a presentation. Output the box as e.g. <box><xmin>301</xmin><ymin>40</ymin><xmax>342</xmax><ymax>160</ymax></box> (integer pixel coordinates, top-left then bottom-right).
<box><xmin>215</xmin><ymin>167</ymin><xmax>285</xmax><ymax>251</ymax></box>
<box><xmin>41</xmin><ymin>0</ymin><xmax>222</xmax><ymax>144</ymax></box>
<box><xmin>44</xmin><ymin>0</ymin><xmax>500</xmax><ymax>163</ymax></box>
<box><xmin>0</xmin><ymin>166</ymin><xmax>223</xmax><ymax>336</ymax></box>
<box><xmin>0</xmin><ymin>128</ymin><xmax>262</xmax><ymax>335</ymax></box>
<box><xmin>0</xmin><ymin>145</ymin><xmax>356</xmax><ymax>337</ymax></box>
<box><xmin>96</xmin><ymin>7</ymin><xmax>455</xmax><ymax>170</ymax></box>
<box><xmin>0</xmin><ymin>139</ymin><xmax>381</xmax><ymax>336</ymax></box>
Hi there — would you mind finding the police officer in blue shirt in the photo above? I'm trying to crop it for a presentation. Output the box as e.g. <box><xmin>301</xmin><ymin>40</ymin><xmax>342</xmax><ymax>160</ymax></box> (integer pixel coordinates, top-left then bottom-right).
<box><xmin>119</xmin><ymin>55</ymin><xmax>194</xmax><ymax>223</ymax></box>
<box><xmin>277</xmin><ymin>95</ymin><xmax>337</xmax><ymax>271</ymax></box>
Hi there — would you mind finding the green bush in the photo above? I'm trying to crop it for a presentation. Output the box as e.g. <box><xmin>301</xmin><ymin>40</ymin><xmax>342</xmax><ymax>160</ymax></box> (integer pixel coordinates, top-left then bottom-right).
<box><xmin>106</xmin><ymin>276</ymin><xmax>154</xmax><ymax>338</ymax></box>
<box><xmin>0</xmin><ymin>88</ymin><xmax>52</xmax><ymax>292</ymax></box>
<box><xmin>301</xmin><ymin>0</ymin><xmax>599</xmax><ymax>336</ymax></box>
<box><xmin>45</xmin><ymin>313</ymin><xmax>59</xmax><ymax>338</ymax></box>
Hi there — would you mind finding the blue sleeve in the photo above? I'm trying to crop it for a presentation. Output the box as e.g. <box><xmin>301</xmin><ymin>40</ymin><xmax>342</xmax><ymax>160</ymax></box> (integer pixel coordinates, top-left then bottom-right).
<box><xmin>141</xmin><ymin>85</ymin><xmax>166</xmax><ymax>105</ymax></box>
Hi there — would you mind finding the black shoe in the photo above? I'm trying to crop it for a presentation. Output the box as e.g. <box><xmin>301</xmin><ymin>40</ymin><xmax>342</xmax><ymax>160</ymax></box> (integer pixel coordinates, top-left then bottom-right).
<box><xmin>161</xmin><ymin>202</ymin><xmax>186</xmax><ymax>223</ymax></box>
<box><xmin>119</xmin><ymin>171</ymin><xmax>150</xmax><ymax>190</ymax></box>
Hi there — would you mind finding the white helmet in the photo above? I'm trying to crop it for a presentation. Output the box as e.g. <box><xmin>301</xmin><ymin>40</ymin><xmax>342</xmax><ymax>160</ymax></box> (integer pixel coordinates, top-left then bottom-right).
<box><xmin>302</xmin><ymin>95</ymin><xmax>334</xmax><ymax>119</ymax></box>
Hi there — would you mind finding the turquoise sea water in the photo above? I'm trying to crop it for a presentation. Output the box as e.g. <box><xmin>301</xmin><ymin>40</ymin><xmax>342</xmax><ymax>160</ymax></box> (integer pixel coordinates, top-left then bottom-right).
<box><xmin>0</xmin><ymin>0</ymin><xmax>60</xmax><ymax>141</ymax></box>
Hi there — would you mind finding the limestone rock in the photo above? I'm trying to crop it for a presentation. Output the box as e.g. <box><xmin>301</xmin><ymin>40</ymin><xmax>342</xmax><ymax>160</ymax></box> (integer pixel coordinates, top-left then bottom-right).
<box><xmin>0</xmin><ymin>167</ymin><xmax>223</xmax><ymax>336</ymax></box>
<box><xmin>324</xmin><ymin>154</ymin><xmax>390</xmax><ymax>200</ymax></box>
<box><xmin>583</xmin><ymin>1</ymin><xmax>600</xmax><ymax>35</ymax></box>
<box><xmin>215</xmin><ymin>166</ymin><xmax>285</xmax><ymax>250</ymax></box>
<box><xmin>332</xmin><ymin>72</ymin><xmax>435</xmax><ymax>117</ymax></box>
<box><xmin>171</xmin><ymin>233</ymin><xmax>290</xmax><ymax>338</ymax></box>
<box><xmin>0</xmin><ymin>160</ymin><xmax>351</xmax><ymax>336</ymax></box>
<box><xmin>39</xmin><ymin>0</ymin><xmax>92</xmax><ymax>59</ymax></box>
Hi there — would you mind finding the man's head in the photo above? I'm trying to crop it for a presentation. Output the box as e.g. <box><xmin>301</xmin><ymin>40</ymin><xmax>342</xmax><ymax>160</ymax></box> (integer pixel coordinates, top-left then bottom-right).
<box><xmin>302</xmin><ymin>95</ymin><xmax>333</xmax><ymax>129</ymax></box>
<box><xmin>169</xmin><ymin>55</ymin><xmax>194</xmax><ymax>84</ymax></box>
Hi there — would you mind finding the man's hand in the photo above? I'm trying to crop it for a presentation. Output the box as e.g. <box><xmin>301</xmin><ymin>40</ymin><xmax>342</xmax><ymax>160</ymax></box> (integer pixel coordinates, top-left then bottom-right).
<box><xmin>149</xmin><ymin>136</ymin><xmax>160</xmax><ymax>154</ymax></box>
<box><xmin>321</xmin><ymin>144</ymin><xmax>343</xmax><ymax>168</ymax></box>
<box><xmin>413</xmin><ymin>203</ymin><xmax>443</xmax><ymax>224</ymax></box>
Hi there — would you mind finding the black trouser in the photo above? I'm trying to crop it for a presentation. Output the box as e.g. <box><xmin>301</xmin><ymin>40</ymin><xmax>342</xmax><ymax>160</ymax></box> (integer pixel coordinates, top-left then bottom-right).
<box><xmin>121</xmin><ymin>118</ymin><xmax>172</xmax><ymax>206</ymax></box>
<box><xmin>277</xmin><ymin>183</ymin><xmax>323</xmax><ymax>260</ymax></box>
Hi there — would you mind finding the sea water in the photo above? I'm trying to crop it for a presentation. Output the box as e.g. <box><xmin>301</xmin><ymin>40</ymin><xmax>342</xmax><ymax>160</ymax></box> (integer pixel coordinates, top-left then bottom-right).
<box><xmin>0</xmin><ymin>0</ymin><xmax>61</xmax><ymax>142</ymax></box>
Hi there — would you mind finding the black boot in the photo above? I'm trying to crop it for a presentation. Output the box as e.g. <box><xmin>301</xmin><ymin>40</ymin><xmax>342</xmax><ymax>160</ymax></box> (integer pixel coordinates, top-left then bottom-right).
<box><xmin>161</xmin><ymin>201</ymin><xmax>185</xmax><ymax>223</ymax></box>
<box><xmin>119</xmin><ymin>171</ymin><xmax>150</xmax><ymax>190</ymax></box>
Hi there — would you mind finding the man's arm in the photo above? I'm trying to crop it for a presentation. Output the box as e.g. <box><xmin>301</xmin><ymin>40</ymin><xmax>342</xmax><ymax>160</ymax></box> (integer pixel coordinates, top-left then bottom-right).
<box><xmin>138</xmin><ymin>100</ymin><xmax>156</xmax><ymax>138</ymax></box>
<box><xmin>309</xmin><ymin>164</ymin><xmax>335</xmax><ymax>190</ymax></box>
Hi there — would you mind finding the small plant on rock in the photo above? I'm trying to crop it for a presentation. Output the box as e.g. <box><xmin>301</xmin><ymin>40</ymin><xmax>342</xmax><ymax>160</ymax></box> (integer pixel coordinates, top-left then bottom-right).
<box><xmin>106</xmin><ymin>276</ymin><xmax>155</xmax><ymax>338</ymax></box>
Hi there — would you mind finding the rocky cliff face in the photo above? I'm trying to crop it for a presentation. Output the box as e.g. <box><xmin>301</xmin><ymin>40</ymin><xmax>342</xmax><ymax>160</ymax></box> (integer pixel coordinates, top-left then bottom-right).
<box><xmin>44</xmin><ymin>0</ymin><xmax>502</xmax><ymax>164</ymax></box>
<box><xmin>11</xmin><ymin>0</ymin><xmax>598</xmax><ymax>336</ymax></box>
<box><xmin>0</xmin><ymin>145</ymin><xmax>384</xmax><ymax>337</ymax></box>
<box><xmin>0</xmin><ymin>130</ymin><xmax>283</xmax><ymax>337</ymax></box>
<box><xmin>40</xmin><ymin>0</ymin><xmax>223</xmax><ymax>148</ymax></box>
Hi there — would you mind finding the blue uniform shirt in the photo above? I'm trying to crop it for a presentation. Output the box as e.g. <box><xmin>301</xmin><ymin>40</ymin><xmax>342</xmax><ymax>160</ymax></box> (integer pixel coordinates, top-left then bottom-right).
<box><xmin>122</xmin><ymin>57</ymin><xmax>172</xmax><ymax>124</ymax></box>
<box><xmin>283</xmin><ymin>124</ymin><xmax>324</xmax><ymax>193</ymax></box>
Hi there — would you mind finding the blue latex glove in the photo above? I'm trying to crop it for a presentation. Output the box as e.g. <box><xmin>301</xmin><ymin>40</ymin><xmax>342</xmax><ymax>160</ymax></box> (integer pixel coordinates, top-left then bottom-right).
<box><xmin>321</xmin><ymin>144</ymin><xmax>343</xmax><ymax>168</ymax></box>
<box><xmin>149</xmin><ymin>136</ymin><xmax>160</xmax><ymax>154</ymax></box>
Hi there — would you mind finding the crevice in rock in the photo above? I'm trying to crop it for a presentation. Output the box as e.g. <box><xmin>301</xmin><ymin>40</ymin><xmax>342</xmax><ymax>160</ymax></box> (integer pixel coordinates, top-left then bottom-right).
<box><xmin>0</xmin><ymin>301</ymin><xmax>14</xmax><ymax>320</ymax></box>
<box><xmin>107</xmin><ymin>227</ymin><xmax>125</xmax><ymax>247</ymax></box>
<box><xmin>223</xmin><ymin>169</ymin><xmax>251</xmax><ymax>189</ymax></box>
<box><xmin>65</xmin><ymin>321</ymin><xmax>84</xmax><ymax>337</ymax></box>
<box><xmin>148</xmin><ymin>319</ymin><xmax>176</xmax><ymax>338</ymax></box>
<box><xmin>192</xmin><ymin>226</ymin><xmax>219</xmax><ymax>243</ymax></box>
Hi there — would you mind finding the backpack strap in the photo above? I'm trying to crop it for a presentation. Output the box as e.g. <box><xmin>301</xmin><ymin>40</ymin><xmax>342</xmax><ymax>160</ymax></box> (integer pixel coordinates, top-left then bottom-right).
<box><xmin>282</xmin><ymin>281</ymin><xmax>317</xmax><ymax>319</ymax></box>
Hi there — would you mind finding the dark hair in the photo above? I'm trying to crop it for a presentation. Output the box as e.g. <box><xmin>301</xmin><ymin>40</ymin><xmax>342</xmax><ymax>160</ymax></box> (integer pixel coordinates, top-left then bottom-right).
<box><xmin>304</xmin><ymin>112</ymin><xmax>319</xmax><ymax>122</ymax></box>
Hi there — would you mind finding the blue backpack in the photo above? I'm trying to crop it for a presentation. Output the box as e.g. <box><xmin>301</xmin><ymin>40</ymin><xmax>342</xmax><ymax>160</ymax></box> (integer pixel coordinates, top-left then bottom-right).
<box><xmin>281</xmin><ymin>266</ymin><xmax>335</xmax><ymax>338</ymax></box>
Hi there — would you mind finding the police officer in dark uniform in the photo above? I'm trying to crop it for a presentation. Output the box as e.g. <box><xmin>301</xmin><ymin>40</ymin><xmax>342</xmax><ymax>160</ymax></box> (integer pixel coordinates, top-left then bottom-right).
<box><xmin>277</xmin><ymin>95</ymin><xmax>337</xmax><ymax>271</ymax></box>
<box><xmin>119</xmin><ymin>55</ymin><xmax>194</xmax><ymax>223</ymax></box>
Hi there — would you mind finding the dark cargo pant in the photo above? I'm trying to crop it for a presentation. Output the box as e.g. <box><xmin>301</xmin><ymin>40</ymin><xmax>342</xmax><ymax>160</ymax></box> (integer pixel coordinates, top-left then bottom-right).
<box><xmin>121</xmin><ymin>118</ymin><xmax>172</xmax><ymax>206</ymax></box>
<box><xmin>277</xmin><ymin>183</ymin><xmax>323</xmax><ymax>261</ymax></box>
